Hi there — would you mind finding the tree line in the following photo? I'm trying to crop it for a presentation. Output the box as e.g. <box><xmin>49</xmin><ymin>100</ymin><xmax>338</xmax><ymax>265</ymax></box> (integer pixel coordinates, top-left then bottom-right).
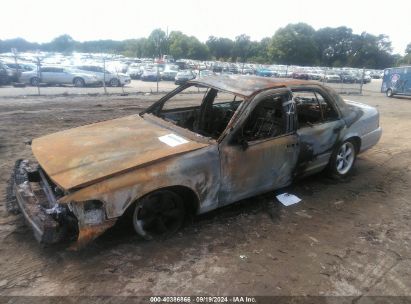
<box><xmin>1</xmin><ymin>23</ymin><xmax>410</xmax><ymax>69</ymax></box>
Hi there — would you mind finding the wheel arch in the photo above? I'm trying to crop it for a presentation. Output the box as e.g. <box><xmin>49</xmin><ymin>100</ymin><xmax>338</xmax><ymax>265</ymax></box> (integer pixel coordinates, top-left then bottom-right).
<box><xmin>340</xmin><ymin>134</ymin><xmax>361</xmax><ymax>153</ymax></box>
<box><xmin>124</xmin><ymin>185</ymin><xmax>200</xmax><ymax>218</ymax></box>
<box><xmin>73</xmin><ymin>77</ymin><xmax>85</xmax><ymax>84</ymax></box>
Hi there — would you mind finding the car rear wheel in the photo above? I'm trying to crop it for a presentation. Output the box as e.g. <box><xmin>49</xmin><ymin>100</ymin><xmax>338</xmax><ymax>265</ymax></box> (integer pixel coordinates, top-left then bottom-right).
<box><xmin>109</xmin><ymin>78</ymin><xmax>120</xmax><ymax>87</ymax></box>
<box><xmin>73</xmin><ymin>77</ymin><xmax>85</xmax><ymax>87</ymax></box>
<box><xmin>328</xmin><ymin>140</ymin><xmax>357</xmax><ymax>178</ymax></box>
<box><xmin>30</xmin><ymin>77</ymin><xmax>39</xmax><ymax>86</ymax></box>
<box><xmin>386</xmin><ymin>89</ymin><xmax>394</xmax><ymax>98</ymax></box>
<box><xmin>133</xmin><ymin>190</ymin><xmax>185</xmax><ymax>240</ymax></box>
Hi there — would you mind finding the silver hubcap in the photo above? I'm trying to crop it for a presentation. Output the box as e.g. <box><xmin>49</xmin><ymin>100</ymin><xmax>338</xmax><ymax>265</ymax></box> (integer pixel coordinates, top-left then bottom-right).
<box><xmin>336</xmin><ymin>142</ymin><xmax>355</xmax><ymax>175</ymax></box>
<box><xmin>75</xmin><ymin>79</ymin><xmax>82</xmax><ymax>86</ymax></box>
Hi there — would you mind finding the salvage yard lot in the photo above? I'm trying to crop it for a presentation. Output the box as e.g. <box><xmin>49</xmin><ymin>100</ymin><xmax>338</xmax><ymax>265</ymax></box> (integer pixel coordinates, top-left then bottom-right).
<box><xmin>0</xmin><ymin>85</ymin><xmax>410</xmax><ymax>297</ymax></box>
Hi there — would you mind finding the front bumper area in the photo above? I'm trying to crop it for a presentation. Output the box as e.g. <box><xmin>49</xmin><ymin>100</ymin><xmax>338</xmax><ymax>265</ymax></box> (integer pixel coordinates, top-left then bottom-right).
<box><xmin>11</xmin><ymin>160</ymin><xmax>115</xmax><ymax>248</ymax></box>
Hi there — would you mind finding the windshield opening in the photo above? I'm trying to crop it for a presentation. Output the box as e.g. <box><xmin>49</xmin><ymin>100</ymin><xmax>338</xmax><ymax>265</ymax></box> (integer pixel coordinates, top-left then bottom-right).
<box><xmin>146</xmin><ymin>84</ymin><xmax>243</xmax><ymax>140</ymax></box>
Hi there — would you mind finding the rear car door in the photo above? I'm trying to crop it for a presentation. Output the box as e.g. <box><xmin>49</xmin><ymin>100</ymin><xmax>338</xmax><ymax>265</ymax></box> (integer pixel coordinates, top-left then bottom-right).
<box><xmin>218</xmin><ymin>89</ymin><xmax>299</xmax><ymax>205</ymax></box>
<box><xmin>39</xmin><ymin>67</ymin><xmax>53</xmax><ymax>83</ymax></box>
<box><xmin>293</xmin><ymin>86</ymin><xmax>345</xmax><ymax>176</ymax></box>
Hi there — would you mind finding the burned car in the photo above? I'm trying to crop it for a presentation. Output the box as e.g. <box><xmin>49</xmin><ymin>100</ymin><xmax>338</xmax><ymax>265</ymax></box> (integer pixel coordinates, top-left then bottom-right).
<box><xmin>9</xmin><ymin>76</ymin><xmax>382</xmax><ymax>247</ymax></box>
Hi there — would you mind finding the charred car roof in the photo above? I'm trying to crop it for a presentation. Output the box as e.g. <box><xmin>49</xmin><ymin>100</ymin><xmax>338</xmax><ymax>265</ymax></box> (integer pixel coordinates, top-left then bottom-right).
<box><xmin>189</xmin><ymin>75</ymin><xmax>318</xmax><ymax>98</ymax></box>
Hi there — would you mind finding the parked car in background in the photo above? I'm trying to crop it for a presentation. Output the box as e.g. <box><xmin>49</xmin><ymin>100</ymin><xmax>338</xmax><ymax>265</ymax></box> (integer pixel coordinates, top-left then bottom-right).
<box><xmin>174</xmin><ymin>70</ymin><xmax>196</xmax><ymax>85</ymax></box>
<box><xmin>162</xmin><ymin>64</ymin><xmax>179</xmax><ymax>81</ymax></box>
<box><xmin>0</xmin><ymin>62</ymin><xmax>9</xmax><ymax>85</ymax></box>
<box><xmin>76</xmin><ymin>65</ymin><xmax>131</xmax><ymax>87</ymax></box>
<box><xmin>307</xmin><ymin>71</ymin><xmax>323</xmax><ymax>80</ymax></box>
<box><xmin>19</xmin><ymin>66</ymin><xmax>100</xmax><ymax>87</ymax></box>
<box><xmin>240</xmin><ymin>67</ymin><xmax>255</xmax><ymax>75</ymax></box>
<box><xmin>340</xmin><ymin>72</ymin><xmax>357</xmax><ymax>83</ymax></box>
<box><xmin>10</xmin><ymin>76</ymin><xmax>382</xmax><ymax>247</ymax></box>
<box><xmin>363</xmin><ymin>74</ymin><xmax>372</xmax><ymax>84</ymax></box>
<box><xmin>256</xmin><ymin>68</ymin><xmax>277</xmax><ymax>77</ymax></box>
<box><xmin>292</xmin><ymin>71</ymin><xmax>309</xmax><ymax>80</ymax></box>
<box><xmin>127</xmin><ymin>64</ymin><xmax>143</xmax><ymax>79</ymax></box>
<box><xmin>141</xmin><ymin>68</ymin><xmax>160</xmax><ymax>82</ymax></box>
<box><xmin>322</xmin><ymin>74</ymin><xmax>341</xmax><ymax>83</ymax></box>
<box><xmin>197</xmin><ymin>70</ymin><xmax>214</xmax><ymax>78</ymax></box>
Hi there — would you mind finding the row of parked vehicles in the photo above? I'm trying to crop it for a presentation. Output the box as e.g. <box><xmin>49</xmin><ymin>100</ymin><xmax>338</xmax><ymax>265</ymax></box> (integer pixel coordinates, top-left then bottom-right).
<box><xmin>0</xmin><ymin>61</ymin><xmax>131</xmax><ymax>87</ymax></box>
<box><xmin>1</xmin><ymin>52</ymin><xmax>383</xmax><ymax>87</ymax></box>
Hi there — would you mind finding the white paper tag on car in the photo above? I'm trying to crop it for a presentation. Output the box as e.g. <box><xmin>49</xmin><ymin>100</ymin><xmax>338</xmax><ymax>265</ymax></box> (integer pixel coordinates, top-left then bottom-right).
<box><xmin>158</xmin><ymin>134</ymin><xmax>189</xmax><ymax>147</ymax></box>
<box><xmin>276</xmin><ymin>193</ymin><xmax>301</xmax><ymax>206</ymax></box>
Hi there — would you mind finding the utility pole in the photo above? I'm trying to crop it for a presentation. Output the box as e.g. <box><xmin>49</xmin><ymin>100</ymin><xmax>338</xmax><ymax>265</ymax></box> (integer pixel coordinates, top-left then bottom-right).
<box><xmin>35</xmin><ymin>57</ymin><xmax>41</xmax><ymax>96</ymax></box>
<box><xmin>360</xmin><ymin>68</ymin><xmax>365</xmax><ymax>95</ymax></box>
<box><xmin>11</xmin><ymin>48</ymin><xmax>19</xmax><ymax>83</ymax></box>
<box><xmin>102</xmin><ymin>57</ymin><xmax>107</xmax><ymax>95</ymax></box>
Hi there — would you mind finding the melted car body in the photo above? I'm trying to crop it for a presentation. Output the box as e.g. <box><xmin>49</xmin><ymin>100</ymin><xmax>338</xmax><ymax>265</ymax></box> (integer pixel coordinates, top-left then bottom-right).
<box><xmin>10</xmin><ymin>76</ymin><xmax>382</xmax><ymax>247</ymax></box>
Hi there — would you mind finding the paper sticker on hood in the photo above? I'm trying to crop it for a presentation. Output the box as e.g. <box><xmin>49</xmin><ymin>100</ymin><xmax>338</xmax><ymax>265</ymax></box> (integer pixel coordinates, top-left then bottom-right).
<box><xmin>158</xmin><ymin>134</ymin><xmax>189</xmax><ymax>147</ymax></box>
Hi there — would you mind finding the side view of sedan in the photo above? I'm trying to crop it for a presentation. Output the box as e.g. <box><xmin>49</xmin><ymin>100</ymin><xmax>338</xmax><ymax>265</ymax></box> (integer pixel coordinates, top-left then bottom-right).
<box><xmin>19</xmin><ymin>66</ymin><xmax>100</xmax><ymax>87</ymax></box>
<box><xmin>10</xmin><ymin>76</ymin><xmax>381</xmax><ymax>248</ymax></box>
<box><xmin>76</xmin><ymin>65</ymin><xmax>131</xmax><ymax>87</ymax></box>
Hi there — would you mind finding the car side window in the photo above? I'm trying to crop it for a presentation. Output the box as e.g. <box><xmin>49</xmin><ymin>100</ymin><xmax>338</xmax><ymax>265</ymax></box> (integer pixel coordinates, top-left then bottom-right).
<box><xmin>314</xmin><ymin>90</ymin><xmax>338</xmax><ymax>121</ymax></box>
<box><xmin>294</xmin><ymin>89</ymin><xmax>338</xmax><ymax>128</ymax></box>
<box><xmin>294</xmin><ymin>91</ymin><xmax>322</xmax><ymax>127</ymax></box>
<box><xmin>241</xmin><ymin>93</ymin><xmax>288</xmax><ymax>141</ymax></box>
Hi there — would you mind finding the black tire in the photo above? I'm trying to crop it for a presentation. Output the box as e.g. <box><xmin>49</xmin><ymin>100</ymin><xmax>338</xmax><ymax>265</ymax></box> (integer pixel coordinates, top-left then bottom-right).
<box><xmin>30</xmin><ymin>77</ymin><xmax>39</xmax><ymax>86</ymax></box>
<box><xmin>73</xmin><ymin>77</ymin><xmax>85</xmax><ymax>87</ymax></box>
<box><xmin>133</xmin><ymin>190</ymin><xmax>185</xmax><ymax>240</ymax></box>
<box><xmin>327</xmin><ymin>140</ymin><xmax>357</xmax><ymax>179</ymax></box>
<box><xmin>109</xmin><ymin>78</ymin><xmax>120</xmax><ymax>87</ymax></box>
<box><xmin>386</xmin><ymin>89</ymin><xmax>394</xmax><ymax>98</ymax></box>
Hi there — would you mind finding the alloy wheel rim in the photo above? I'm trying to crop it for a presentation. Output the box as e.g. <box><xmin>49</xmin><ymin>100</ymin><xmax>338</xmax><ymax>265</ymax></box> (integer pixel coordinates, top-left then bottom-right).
<box><xmin>134</xmin><ymin>192</ymin><xmax>183</xmax><ymax>239</ymax></box>
<box><xmin>336</xmin><ymin>142</ymin><xmax>355</xmax><ymax>175</ymax></box>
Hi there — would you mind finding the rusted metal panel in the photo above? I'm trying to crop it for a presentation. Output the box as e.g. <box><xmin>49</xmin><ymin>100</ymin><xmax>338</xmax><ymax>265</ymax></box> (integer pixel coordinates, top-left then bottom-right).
<box><xmin>70</xmin><ymin>220</ymin><xmax>116</xmax><ymax>250</ymax></box>
<box><xmin>32</xmin><ymin>114</ymin><xmax>209</xmax><ymax>190</ymax></box>
<box><xmin>59</xmin><ymin>144</ymin><xmax>221</xmax><ymax>217</ymax></box>
<box><xmin>189</xmin><ymin>75</ymin><xmax>317</xmax><ymax>98</ymax></box>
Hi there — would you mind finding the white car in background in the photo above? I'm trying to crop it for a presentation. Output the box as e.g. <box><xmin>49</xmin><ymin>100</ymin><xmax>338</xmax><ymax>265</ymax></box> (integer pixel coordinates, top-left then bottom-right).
<box><xmin>19</xmin><ymin>66</ymin><xmax>100</xmax><ymax>87</ymax></box>
<box><xmin>76</xmin><ymin>65</ymin><xmax>131</xmax><ymax>87</ymax></box>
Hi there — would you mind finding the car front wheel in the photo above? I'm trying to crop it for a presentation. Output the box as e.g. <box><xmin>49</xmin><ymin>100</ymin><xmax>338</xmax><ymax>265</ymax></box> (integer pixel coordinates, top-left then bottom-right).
<box><xmin>109</xmin><ymin>78</ymin><xmax>120</xmax><ymax>87</ymax></box>
<box><xmin>328</xmin><ymin>140</ymin><xmax>357</xmax><ymax>178</ymax></box>
<box><xmin>386</xmin><ymin>89</ymin><xmax>394</xmax><ymax>98</ymax></box>
<box><xmin>133</xmin><ymin>190</ymin><xmax>185</xmax><ymax>240</ymax></box>
<box><xmin>73</xmin><ymin>77</ymin><xmax>85</xmax><ymax>87</ymax></box>
<box><xmin>30</xmin><ymin>77</ymin><xmax>40</xmax><ymax>86</ymax></box>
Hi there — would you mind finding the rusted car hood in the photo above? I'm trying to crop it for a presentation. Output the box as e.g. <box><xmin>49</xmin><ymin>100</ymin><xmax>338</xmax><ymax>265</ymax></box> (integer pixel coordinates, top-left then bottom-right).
<box><xmin>31</xmin><ymin>115</ymin><xmax>208</xmax><ymax>190</ymax></box>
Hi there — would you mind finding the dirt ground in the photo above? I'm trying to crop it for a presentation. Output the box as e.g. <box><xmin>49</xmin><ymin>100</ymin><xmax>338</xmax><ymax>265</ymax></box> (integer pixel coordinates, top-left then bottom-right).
<box><xmin>0</xmin><ymin>84</ymin><xmax>410</xmax><ymax>300</ymax></box>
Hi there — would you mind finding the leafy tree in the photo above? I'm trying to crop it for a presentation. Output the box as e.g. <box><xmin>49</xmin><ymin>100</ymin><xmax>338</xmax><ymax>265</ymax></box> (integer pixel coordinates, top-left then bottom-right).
<box><xmin>232</xmin><ymin>34</ymin><xmax>251</xmax><ymax>62</ymax></box>
<box><xmin>315</xmin><ymin>26</ymin><xmax>354</xmax><ymax>66</ymax></box>
<box><xmin>45</xmin><ymin>34</ymin><xmax>76</xmax><ymax>53</ymax></box>
<box><xmin>123</xmin><ymin>38</ymin><xmax>150</xmax><ymax>58</ymax></box>
<box><xmin>169</xmin><ymin>31</ymin><xmax>209</xmax><ymax>60</ymax></box>
<box><xmin>247</xmin><ymin>37</ymin><xmax>270</xmax><ymax>63</ymax></box>
<box><xmin>348</xmin><ymin>33</ymin><xmax>395</xmax><ymax>68</ymax></box>
<box><xmin>0</xmin><ymin>38</ymin><xmax>39</xmax><ymax>53</ymax></box>
<box><xmin>269</xmin><ymin>23</ymin><xmax>319</xmax><ymax>65</ymax></box>
<box><xmin>398</xmin><ymin>43</ymin><xmax>411</xmax><ymax>65</ymax></box>
<box><xmin>146</xmin><ymin>29</ymin><xmax>168</xmax><ymax>58</ymax></box>
<box><xmin>206</xmin><ymin>36</ymin><xmax>234</xmax><ymax>60</ymax></box>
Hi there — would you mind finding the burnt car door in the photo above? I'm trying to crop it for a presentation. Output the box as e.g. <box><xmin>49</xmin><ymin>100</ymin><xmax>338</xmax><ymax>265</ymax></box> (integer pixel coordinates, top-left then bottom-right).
<box><xmin>293</xmin><ymin>86</ymin><xmax>345</xmax><ymax>175</ymax></box>
<box><xmin>218</xmin><ymin>89</ymin><xmax>299</xmax><ymax>206</ymax></box>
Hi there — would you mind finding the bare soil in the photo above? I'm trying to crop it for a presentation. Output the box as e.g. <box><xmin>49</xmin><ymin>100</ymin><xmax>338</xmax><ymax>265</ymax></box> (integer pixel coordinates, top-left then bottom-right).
<box><xmin>0</xmin><ymin>89</ymin><xmax>410</xmax><ymax>299</ymax></box>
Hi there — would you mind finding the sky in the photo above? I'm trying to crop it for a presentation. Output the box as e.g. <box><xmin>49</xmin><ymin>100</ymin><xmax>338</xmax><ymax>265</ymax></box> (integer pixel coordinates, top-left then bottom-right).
<box><xmin>1</xmin><ymin>0</ymin><xmax>410</xmax><ymax>54</ymax></box>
